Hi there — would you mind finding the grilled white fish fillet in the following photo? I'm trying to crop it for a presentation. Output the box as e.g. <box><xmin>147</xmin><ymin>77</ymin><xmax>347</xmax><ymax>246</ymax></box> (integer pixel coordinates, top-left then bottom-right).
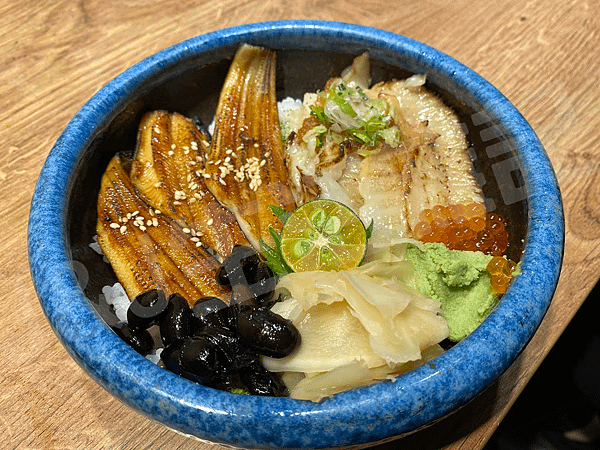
<box><xmin>283</xmin><ymin>56</ymin><xmax>484</xmax><ymax>247</ymax></box>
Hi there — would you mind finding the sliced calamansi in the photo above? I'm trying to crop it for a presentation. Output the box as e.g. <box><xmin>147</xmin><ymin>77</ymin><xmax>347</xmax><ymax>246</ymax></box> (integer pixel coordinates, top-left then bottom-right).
<box><xmin>280</xmin><ymin>199</ymin><xmax>368</xmax><ymax>272</ymax></box>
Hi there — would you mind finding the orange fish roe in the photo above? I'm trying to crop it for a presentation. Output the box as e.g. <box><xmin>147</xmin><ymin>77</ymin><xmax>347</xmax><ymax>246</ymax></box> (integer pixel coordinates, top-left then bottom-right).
<box><xmin>414</xmin><ymin>203</ymin><xmax>510</xmax><ymax>256</ymax></box>
<box><xmin>486</xmin><ymin>256</ymin><xmax>517</xmax><ymax>294</ymax></box>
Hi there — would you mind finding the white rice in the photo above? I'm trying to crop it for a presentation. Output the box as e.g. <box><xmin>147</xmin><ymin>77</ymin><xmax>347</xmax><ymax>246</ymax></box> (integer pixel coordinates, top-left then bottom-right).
<box><xmin>102</xmin><ymin>282</ymin><xmax>130</xmax><ymax>322</ymax></box>
<box><xmin>145</xmin><ymin>348</ymin><xmax>163</xmax><ymax>364</ymax></box>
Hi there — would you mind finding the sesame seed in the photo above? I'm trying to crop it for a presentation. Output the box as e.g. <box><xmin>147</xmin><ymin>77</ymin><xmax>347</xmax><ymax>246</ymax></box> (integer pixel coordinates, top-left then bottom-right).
<box><xmin>195</xmin><ymin>242</ymin><xmax>202</xmax><ymax>247</ymax></box>
<box><xmin>219</xmin><ymin>178</ymin><xmax>226</xmax><ymax>185</ymax></box>
<box><xmin>171</xmin><ymin>144</ymin><xmax>176</xmax><ymax>150</ymax></box>
<box><xmin>264</xmin><ymin>152</ymin><xmax>271</xmax><ymax>158</ymax></box>
<box><xmin>120</xmin><ymin>225</ymin><xmax>127</xmax><ymax>234</ymax></box>
<box><xmin>207</xmin><ymin>218</ymin><xmax>214</xmax><ymax>226</ymax></box>
<box><xmin>189</xmin><ymin>197</ymin><xmax>196</xmax><ymax>203</ymax></box>
<box><xmin>168</xmin><ymin>151</ymin><xmax>174</xmax><ymax>156</ymax></box>
<box><xmin>146</xmin><ymin>219</ymin><xmax>152</xmax><ymax>227</ymax></box>
<box><xmin>155</xmin><ymin>209</ymin><xmax>162</xmax><ymax>214</ymax></box>
<box><xmin>183</xmin><ymin>228</ymin><xmax>191</xmax><ymax>234</ymax></box>
<box><xmin>109</xmin><ymin>222</ymin><xmax>120</xmax><ymax>229</ymax></box>
<box><xmin>152</xmin><ymin>218</ymin><xmax>158</xmax><ymax>227</ymax></box>
<box><xmin>173</xmin><ymin>200</ymin><xmax>182</xmax><ymax>205</ymax></box>
<box><xmin>191</xmin><ymin>237</ymin><xmax>200</xmax><ymax>242</ymax></box>
<box><xmin>203</xmin><ymin>173</ymin><xmax>211</xmax><ymax>179</ymax></box>
<box><xmin>139</xmin><ymin>225</ymin><xmax>147</xmax><ymax>232</ymax></box>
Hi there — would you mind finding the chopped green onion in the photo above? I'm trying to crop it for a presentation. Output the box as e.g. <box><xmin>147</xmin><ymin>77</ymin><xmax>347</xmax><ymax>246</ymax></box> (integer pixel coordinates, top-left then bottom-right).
<box><xmin>306</xmin><ymin>80</ymin><xmax>404</xmax><ymax>155</ymax></box>
<box><xmin>309</xmin><ymin>105</ymin><xmax>330</xmax><ymax>124</ymax></box>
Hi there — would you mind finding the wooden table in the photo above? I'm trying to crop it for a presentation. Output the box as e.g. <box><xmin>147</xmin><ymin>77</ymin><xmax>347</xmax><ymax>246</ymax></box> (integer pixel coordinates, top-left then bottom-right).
<box><xmin>1</xmin><ymin>0</ymin><xmax>598</xmax><ymax>448</ymax></box>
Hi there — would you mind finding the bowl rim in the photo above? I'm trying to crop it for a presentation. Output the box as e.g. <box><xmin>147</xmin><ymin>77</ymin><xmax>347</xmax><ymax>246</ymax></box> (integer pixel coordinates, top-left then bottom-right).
<box><xmin>28</xmin><ymin>20</ymin><xmax>564</xmax><ymax>449</ymax></box>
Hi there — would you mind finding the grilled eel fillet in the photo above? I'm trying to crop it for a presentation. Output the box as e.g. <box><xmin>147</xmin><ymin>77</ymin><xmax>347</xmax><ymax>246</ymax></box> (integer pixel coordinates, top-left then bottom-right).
<box><xmin>203</xmin><ymin>44</ymin><xmax>296</xmax><ymax>250</ymax></box>
<box><xmin>130</xmin><ymin>110</ymin><xmax>249</xmax><ymax>258</ymax></box>
<box><xmin>96</xmin><ymin>154</ymin><xmax>229</xmax><ymax>305</ymax></box>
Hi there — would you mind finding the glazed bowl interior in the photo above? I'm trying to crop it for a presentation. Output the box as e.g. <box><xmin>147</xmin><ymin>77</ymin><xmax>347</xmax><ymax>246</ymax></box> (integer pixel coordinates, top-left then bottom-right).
<box><xmin>29</xmin><ymin>21</ymin><xmax>563</xmax><ymax>450</ymax></box>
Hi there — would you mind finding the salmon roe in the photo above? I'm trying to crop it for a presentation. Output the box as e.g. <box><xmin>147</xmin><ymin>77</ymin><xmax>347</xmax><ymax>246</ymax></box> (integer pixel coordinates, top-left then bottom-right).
<box><xmin>486</xmin><ymin>256</ymin><xmax>517</xmax><ymax>294</ymax></box>
<box><xmin>414</xmin><ymin>203</ymin><xmax>510</xmax><ymax>256</ymax></box>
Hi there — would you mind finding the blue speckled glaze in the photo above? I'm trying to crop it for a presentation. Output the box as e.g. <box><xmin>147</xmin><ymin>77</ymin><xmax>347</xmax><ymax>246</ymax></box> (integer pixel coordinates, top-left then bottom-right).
<box><xmin>28</xmin><ymin>21</ymin><xmax>564</xmax><ymax>449</ymax></box>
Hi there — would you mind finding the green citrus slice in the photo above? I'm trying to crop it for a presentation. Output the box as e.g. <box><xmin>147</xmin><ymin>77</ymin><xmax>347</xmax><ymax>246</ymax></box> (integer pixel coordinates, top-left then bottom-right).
<box><xmin>280</xmin><ymin>199</ymin><xmax>368</xmax><ymax>272</ymax></box>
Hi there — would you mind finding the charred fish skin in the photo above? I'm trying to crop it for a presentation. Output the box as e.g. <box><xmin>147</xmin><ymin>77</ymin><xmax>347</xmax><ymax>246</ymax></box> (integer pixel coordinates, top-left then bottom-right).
<box><xmin>130</xmin><ymin>110</ymin><xmax>249</xmax><ymax>258</ymax></box>
<box><xmin>204</xmin><ymin>44</ymin><xmax>297</xmax><ymax>250</ymax></box>
<box><xmin>97</xmin><ymin>154</ymin><xmax>229</xmax><ymax>305</ymax></box>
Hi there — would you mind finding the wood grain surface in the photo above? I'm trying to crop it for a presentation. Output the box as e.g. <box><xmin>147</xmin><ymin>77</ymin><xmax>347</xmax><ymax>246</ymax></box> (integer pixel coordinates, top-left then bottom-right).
<box><xmin>1</xmin><ymin>0</ymin><xmax>599</xmax><ymax>448</ymax></box>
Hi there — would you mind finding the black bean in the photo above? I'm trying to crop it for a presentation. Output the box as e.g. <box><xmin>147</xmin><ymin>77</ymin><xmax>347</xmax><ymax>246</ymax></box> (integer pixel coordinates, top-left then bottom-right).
<box><xmin>217</xmin><ymin>245</ymin><xmax>260</xmax><ymax>287</ymax></box>
<box><xmin>249</xmin><ymin>262</ymin><xmax>276</xmax><ymax>305</ymax></box>
<box><xmin>240</xmin><ymin>362</ymin><xmax>288</xmax><ymax>397</ymax></box>
<box><xmin>191</xmin><ymin>297</ymin><xmax>229</xmax><ymax>331</ymax></box>
<box><xmin>178</xmin><ymin>337</ymin><xmax>219</xmax><ymax>379</ymax></box>
<box><xmin>112</xmin><ymin>322</ymin><xmax>154</xmax><ymax>356</ymax></box>
<box><xmin>200</xmin><ymin>326</ymin><xmax>256</xmax><ymax>371</ymax></box>
<box><xmin>160</xmin><ymin>293</ymin><xmax>193</xmax><ymax>347</ymax></box>
<box><xmin>236</xmin><ymin>307</ymin><xmax>301</xmax><ymax>358</ymax></box>
<box><xmin>230</xmin><ymin>283</ymin><xmax>256</xmax><ymax>306</ymax></box>
<box><xmin>127</xmin><ymin>289</ymin><xmax>168</xmax><ymax>330</ymax></box>
<box><xmin>161</xmin><ymin>337</ymin><xmax>218</xmax><ymax>384</ymax></box>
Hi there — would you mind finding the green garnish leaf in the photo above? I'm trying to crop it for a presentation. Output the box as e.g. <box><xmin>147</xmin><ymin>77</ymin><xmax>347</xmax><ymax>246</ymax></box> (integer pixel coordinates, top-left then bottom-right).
<box><xmin>268</xmin><ymin>204</ymin><xmax>292</xmax><ymax>225</ymax></box>
<box><xmin>365</xmin><ymin>219</ymin><xmax>374</xmax><ymax>240</ymax></box>
<box><xmin>259</xmin><ymin>206</ymin><xmax>294</xmax><ymax>276</ymax></box>
<box><xmin>260</xmin><ymin>237</ymin><xmax>292</xmax><ymax>276</ymax></box>
<box><xmin>229</xmin><ymin>388</ymin><xmax>250</xmax><ymax>395</ymax></box>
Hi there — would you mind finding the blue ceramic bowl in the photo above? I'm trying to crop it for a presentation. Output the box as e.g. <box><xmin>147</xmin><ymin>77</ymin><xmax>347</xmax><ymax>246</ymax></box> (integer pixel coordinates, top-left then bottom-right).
<box><xmin>28</xmin><ymin>21</ymin><xmax>564</xmax><ymax>449</ymax></box>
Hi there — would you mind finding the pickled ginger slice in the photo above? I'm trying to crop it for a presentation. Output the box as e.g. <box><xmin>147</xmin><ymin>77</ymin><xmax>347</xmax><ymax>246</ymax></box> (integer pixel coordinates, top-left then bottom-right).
<box><xmin>262</xmin><ymin>258</ymin><xmax>449</xmax><ymax>386</ymax></box>
<box><xmin>265</xmin><ymin>300</ymin><xmax>387</xmax><ymax>373</ymax></box>
<box><xmin>280</xmin><ymin>342</ymin><xmax>444</xmax><ymax>402</ymax></box>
